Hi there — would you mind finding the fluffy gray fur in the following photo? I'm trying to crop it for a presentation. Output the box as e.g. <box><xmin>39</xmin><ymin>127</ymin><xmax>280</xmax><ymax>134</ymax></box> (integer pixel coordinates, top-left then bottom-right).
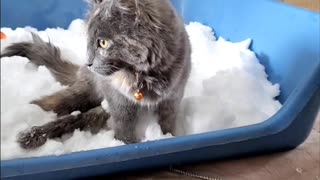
<box><xmin>1</xmin><ymin>0</ymin><xmax>191</xmax><ymax>148</ymax></box>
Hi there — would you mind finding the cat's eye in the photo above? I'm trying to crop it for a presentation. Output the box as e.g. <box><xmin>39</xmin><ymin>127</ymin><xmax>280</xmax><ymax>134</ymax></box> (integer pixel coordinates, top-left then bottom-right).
<box><xmin>98</xmin><ymin>39</ymin><xmax>110</xmax><ymax>49</ymax></box>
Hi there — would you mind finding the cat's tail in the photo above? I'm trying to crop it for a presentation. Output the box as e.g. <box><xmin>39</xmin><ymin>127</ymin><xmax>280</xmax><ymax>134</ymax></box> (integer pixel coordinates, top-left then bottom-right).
<box><xmin>1</xmin><ymin>32</ymin><xmax>80</xmax><ymax>86</ymax></box>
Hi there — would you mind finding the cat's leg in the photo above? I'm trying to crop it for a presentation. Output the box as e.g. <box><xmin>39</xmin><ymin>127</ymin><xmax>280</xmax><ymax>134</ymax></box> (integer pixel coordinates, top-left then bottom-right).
<box><xmin>17</xmin><ymin>67</ymin><xmax>105</xmax><ymax>149</ymax></box>
<box><xmin>157</xmin><ymin>99</ymin><xmax>179</xmax><ymax>135</ymax></box>
<box><xmin>31</xmin><ymin>85</ymin><xmax>100</xmax><ymax>116</ymax></box>
<box><xmin>17</xmin><ymin>106</ymin><xmax>110</xmax><ymax>149</ymax></box>
<box><xmin>107</xmin><ymin>93</ymin><xmax>139</xmax><ymax>144</ymax></box>
<box><xmin>111</xmin><ymin>104</ymin><xmax>139</xmax><ymax>144</ymax></box>
<box><xmin>31</xmin><ymin>68</ymin><xmax>103</xmax><ymax>116</ymax></box>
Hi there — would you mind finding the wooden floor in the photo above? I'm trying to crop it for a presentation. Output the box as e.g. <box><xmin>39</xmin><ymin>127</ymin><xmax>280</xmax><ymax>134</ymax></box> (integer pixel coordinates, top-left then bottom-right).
<box><xmin>281</xmin><ymin>0</ymin><xmax>320</xmax><ymax>12</ymax></box>
<box><xmin>108</xmin><ymin>1</ymin><xmax>320</xmax><ymax>180</ymax></box>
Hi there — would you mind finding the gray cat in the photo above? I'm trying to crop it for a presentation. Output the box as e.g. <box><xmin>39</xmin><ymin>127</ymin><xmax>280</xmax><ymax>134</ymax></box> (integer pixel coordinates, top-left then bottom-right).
<box><xmin>1</xmin><ymin>0</ymin><xmax>191</xmax><ymax>149</ymax></box>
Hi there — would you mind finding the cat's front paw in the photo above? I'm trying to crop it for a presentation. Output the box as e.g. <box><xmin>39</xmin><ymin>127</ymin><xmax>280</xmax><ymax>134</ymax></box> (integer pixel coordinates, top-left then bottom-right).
<box><xmin>114</xmin><ymin>131</ymin><xmax>139</xmax><ymax>144</ymax></box>
<box><xmin>17</xmin><ymin>126</ymin><xmax>48</xmax><ymax>149</ymax></box>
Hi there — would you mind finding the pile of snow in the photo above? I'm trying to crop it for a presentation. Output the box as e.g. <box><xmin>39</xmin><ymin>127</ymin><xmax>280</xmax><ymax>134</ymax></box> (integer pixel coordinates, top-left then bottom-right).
<box><xmin>0</xmin><ymin>20</ymin><xmax>282</xmax><ymax>160</ymax></box>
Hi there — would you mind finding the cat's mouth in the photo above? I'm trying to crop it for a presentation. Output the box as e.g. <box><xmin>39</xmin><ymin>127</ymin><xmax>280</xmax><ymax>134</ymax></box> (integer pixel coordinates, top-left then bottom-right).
<box><xmin>89</xmin><ymin>59</ymin><xmax>133</xmax><ymax>76</ymax></box>
<box><xmin>91</xmin><ymin>66</ymin><xmax>117</xmax><ymax>76</ymax></box>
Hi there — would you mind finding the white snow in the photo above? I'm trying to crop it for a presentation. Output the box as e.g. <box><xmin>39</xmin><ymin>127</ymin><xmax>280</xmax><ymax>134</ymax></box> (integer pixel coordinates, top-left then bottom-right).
<box><xmin>0</xmin><ymin>19</ymin><xmax>282</xmax><ymax>160</ymax></box>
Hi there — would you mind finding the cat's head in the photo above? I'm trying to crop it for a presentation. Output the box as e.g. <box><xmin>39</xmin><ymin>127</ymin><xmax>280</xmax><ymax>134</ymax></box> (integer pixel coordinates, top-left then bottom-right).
<box><xmin>85</xmin><ymin>0</ymin><xmax>178</xmax><ymax>77</ymax></box>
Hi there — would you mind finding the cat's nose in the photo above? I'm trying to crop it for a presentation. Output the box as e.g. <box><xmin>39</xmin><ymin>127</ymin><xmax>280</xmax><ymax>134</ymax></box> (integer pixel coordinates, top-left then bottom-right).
<box><xmin>86</xmin><ymin>63</ymin><xmax>93</xmax><ymax>67</ymax></box>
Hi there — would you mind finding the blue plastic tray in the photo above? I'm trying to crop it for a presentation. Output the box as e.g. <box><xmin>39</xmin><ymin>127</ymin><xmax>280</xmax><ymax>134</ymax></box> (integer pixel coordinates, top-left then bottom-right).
<box><xmin>1</xmin><ymin>0</ymin><xmax>319</xmax><ymax>179</ymax></box>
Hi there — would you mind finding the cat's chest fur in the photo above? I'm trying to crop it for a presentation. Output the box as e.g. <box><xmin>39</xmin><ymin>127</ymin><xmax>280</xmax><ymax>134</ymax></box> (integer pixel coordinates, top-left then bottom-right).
<box><xmin>95</xmin><ymin>70</ymin><xmax>146</xmax><ymax>105</ymax></box>
<box><xmin>109</xmin><ymin>70</ymin><xmax>135</xmax><ymax>97</ymax></box>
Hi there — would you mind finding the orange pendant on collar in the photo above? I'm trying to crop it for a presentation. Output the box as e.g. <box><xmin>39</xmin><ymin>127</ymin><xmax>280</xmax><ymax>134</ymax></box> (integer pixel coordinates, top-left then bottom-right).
<box><xmin>134</xmin><ymin>89</ymin><xmax>144</xmax><ymax>101</ymax></box>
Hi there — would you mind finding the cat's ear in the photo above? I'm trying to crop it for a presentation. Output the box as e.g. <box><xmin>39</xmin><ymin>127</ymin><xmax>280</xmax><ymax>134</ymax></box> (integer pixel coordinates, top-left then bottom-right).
<box><xmin>86</xmin><ymin>0</ymin><xmax>104</xmax><ymax>5</ymax></box>
<box><xmin>134</xmin><ymin>0</ymin><xmax>164</xmax><ymax>30</ymax></box>
<box><xmin>116</xmin><ymin>0</ymin><xmax>163</xmax><ymax>29</ymax></box>
<box><xmin>115</xmin><ymin>0</ymin><xmax>141</xmax><ymax>21</ymax></box>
